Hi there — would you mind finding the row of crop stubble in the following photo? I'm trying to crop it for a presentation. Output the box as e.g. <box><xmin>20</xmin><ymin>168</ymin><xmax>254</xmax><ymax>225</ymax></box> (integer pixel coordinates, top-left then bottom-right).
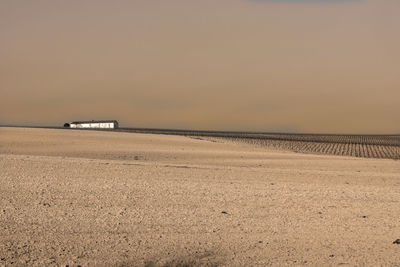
<box><xmin>207</xmin><ymin>135</ymin><xmax>400</xmax><ymax>160</ymax></box>
<box><xmin>119</xmin><ymin>128</ymin><xmax>400</xmax><ymax>159</ymax></box>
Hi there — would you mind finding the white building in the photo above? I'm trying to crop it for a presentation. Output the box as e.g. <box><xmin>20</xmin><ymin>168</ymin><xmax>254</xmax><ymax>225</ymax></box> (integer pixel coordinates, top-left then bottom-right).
<box><xmin>64</xmin><ymin>120</ymin><xmax>119</xmax><ymax>129</ymax></box>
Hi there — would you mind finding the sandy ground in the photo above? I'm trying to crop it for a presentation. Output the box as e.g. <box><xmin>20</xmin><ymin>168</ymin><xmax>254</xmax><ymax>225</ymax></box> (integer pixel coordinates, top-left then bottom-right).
<box><xmin>1</xmin><ymin>127</ymin><xmax>399</xmax><ymax>266</ymax></box>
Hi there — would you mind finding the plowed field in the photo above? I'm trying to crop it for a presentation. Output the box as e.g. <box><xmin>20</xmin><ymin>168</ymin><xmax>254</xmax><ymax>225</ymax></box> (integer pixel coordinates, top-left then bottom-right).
<box><xmin>205</xmin><ymin>135</ymin><xmax>400</xmax><ymax>160</ymax></box>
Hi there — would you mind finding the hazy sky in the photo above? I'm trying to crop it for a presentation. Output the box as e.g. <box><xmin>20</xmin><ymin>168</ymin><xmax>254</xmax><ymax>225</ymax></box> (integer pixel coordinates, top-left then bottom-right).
<box><xmin>1</xmin><ymin>0</ymin><xmax>399</xmax><ymax>133</ymax></box>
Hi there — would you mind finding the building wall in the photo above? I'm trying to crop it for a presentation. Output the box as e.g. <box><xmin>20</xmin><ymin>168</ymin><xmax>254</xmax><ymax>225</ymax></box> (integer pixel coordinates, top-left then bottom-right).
<box><xmin>70</xmin><ymin>122</ymin><xmax>115</xmax><ymax>129</ymax></box>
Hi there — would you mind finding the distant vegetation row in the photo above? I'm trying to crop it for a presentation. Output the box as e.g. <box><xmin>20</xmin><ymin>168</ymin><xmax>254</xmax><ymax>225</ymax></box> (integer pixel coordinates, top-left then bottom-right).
<box><xmin>120</xmin><ymin>128</ymin><xmax>400</xmax><ymax>159</ymax></box>
<box><xmin>213</xmin><ymin>137</ymin><xmax>400</xmax><ymax>160</ymax></box>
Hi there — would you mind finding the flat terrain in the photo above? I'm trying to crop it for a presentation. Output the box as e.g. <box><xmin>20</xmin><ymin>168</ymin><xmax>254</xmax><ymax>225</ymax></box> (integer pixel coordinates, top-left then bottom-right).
<box><xmin>1</xmin><ymin>127</ymin><xmax>399</xmax><ymax>266</ymax></box>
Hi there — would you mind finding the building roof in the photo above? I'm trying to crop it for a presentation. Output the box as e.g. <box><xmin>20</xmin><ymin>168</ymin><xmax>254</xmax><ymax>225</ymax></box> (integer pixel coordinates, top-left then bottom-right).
<box><xmin>71</xmin><ymin>120</ymin><xmax>118</xmax><ymax>124</ymax></box>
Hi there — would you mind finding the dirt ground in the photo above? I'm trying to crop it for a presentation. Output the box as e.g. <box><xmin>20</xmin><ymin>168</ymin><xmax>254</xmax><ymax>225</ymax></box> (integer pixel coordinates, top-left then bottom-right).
<box><xmin>1</xmin><ymin>127</ymin><xmax>399</xmax><ymax>266</ymax></box>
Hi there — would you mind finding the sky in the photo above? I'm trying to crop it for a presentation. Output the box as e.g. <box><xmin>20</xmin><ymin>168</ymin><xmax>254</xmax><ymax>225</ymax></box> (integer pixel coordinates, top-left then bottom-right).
<box><xmin>1</xmin><ymin>0</ymin><xmax>399</xmax><ymax>134</ymax></box>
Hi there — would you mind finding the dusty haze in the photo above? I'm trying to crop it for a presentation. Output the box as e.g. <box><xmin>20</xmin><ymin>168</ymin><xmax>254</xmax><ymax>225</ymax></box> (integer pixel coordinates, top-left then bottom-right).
<box><xmin>1</xmin><ymin>0</ymin><xmax>400</xmax><ymax>133</ymax></box>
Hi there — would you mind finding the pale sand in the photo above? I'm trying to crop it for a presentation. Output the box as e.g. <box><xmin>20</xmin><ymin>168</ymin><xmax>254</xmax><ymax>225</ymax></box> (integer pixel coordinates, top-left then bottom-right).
<box><xmin>1</xmin><ymin>127</ymin><xmax>399</xmax><ymax>266</ymax></box>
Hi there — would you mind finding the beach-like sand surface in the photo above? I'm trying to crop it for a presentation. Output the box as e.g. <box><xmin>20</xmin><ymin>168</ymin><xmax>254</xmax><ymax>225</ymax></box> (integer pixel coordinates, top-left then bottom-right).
<box><xmin>1</xmin><ymin>127</ymin><xmax>399</xmax><ymax>266</ymax></box>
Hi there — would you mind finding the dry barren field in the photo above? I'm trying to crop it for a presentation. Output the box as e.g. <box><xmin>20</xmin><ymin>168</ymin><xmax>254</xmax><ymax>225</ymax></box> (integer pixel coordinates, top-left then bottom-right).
<box><xmin>1</xmin><ymin>127</ymin><xmax>400</xmax><ymax>266</ymax></box>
